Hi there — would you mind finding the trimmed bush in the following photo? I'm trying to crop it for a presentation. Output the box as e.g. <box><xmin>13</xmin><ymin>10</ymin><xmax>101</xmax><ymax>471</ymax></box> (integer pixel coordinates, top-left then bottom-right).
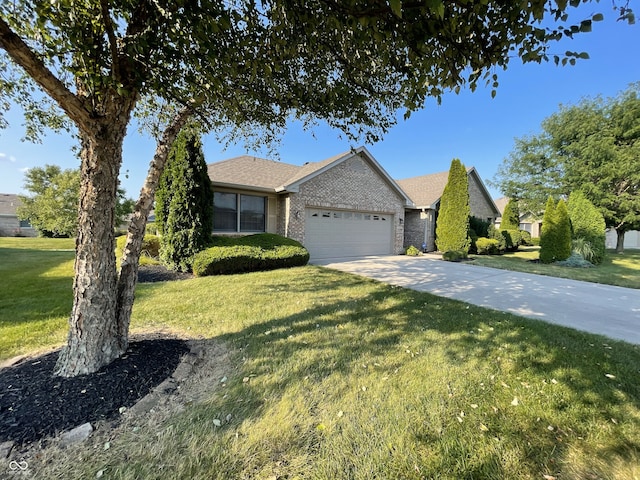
<box><xmin>405</xmin><ymin>245</ymin><xmax>422</xmax><ymax>256</ymax></box>
<box><xmin>475</xmin><ymin>237</ymin><xmax>500</xmax><ymax>255</ymax></box>
<box><xmin>145</xmin><ymin>222</ymin><xmax>158</xmax><ymax>235</ymax></box>
<box><xmin>192</xmin><ymin>234</ymin><xmax>309</xmax><ymax>276</ymax></box>
<box><xmin>442</xmin><ymin>250</ymin><xmax>468</xmax><ymax>262</ymax></box>
<box><xmin>540</xmin><ymin>197</ymin><xmax>571</xmax><ymax>264</ymax></box>
<box><xmin>487</xmin><ymin>224</ymin><xmax>506</xmax><ymax>253</ymax></box>
<box><xmin>501</xmin><ymin>229</ymin><xmax>522</xmax><ymax>251</ymax></box>
<box><xmin>568</xmin><ymin>191</ymin><xmax>606</xmax><ymax>264</ymax></box>
<box><xmin>519</xmin><ymin>230</ymin><xmax>532</xmax><ymax>246</ymax></box>
<box><xmin>115</xmin><ymin>234</ymin><xmax>161</xmax><ymax>260</ymax></box>
<box><xmin>435</xmin><ymin>159</ymin><xmax>471</xmax><ymax>253</ymax></box>
<box><xmin>469</xmin><ymin>216</ymin><xmax>490</xmax><ymax>238</ymax></box>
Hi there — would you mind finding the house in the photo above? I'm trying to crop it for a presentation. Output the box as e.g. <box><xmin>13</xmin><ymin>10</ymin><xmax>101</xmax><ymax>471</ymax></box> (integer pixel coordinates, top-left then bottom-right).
<box><xmin>208</xmin><ymin>147</ymin><xmax>499</xmax><ymax>259</ymax></box>
<box><xmin>0</xmin><ymin>194</ymin><xmax>36</xmax><ymax>237</ymax></box>
<box><xmin>208</xmin><ymin>147</ymin><xmax>412</xmax><ymax>259</ymax></box>
<box><xmin>493</xmin><ymin>196</ymin><xmax>542</xmax><ymax>238</ymax></box>
<box><xmin>397</xmin><ymin>169</ymin><xmax>500</xmax><ymax>252</ymax></box>
<box><xmin>606</xmin><ymin>229</ymin><xmax>640</xmax><ymax>249</ymax></box>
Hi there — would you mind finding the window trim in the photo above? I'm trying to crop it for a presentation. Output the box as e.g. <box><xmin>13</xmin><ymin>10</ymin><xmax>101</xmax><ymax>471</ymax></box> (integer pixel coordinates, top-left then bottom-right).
<box><xmin>213</xmin><ymin>191</ymin><xmax>266</xmax><ymax>233</ymax></box>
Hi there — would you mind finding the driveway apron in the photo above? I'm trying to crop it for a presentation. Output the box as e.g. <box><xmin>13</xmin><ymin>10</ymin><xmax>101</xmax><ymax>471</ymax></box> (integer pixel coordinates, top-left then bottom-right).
<box><xmin>313</xmin><ymin>255</ymin><xmax>640</xmax><ymax>345</ymax></box>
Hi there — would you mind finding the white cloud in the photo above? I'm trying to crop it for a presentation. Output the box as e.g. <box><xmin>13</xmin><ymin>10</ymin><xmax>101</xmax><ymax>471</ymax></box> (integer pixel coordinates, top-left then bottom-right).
<box><xmin>0</xmin><ymin>152</ymin><xmax>16</xmax><ymax>162</ymax></box>
<box><xmin>19</xmin><ymin>167</ymin><xmax>29</xmax><ymax>173</ymax></box>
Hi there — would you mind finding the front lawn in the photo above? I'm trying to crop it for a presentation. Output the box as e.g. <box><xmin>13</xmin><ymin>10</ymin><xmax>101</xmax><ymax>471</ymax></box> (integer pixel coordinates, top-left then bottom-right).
<box><xmin>2</xmin><ymin>238</ymin><xmax>640</xmax><ymax>479</ymax></box>
<box><xmin>471</xmin><ymin>247</ymin><xmax>640</xmax><ymax>289</ymax></box>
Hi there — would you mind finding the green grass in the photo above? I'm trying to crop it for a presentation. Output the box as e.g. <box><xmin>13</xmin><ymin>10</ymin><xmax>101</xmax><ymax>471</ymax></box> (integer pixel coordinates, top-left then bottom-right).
<box><xmin>2</xmin><ymin>238</ymin><xmax>640</xmax><ymax>479</ymax></box>
<box><xmin>471</xmin><ymin>247</ymin><xmax>640</xmax><ymax>289</ymax></box>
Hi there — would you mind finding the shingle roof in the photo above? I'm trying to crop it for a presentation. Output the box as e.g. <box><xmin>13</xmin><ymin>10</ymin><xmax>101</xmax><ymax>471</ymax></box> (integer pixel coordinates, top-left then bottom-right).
<box><xmin>0</xmin><ymin>194</ymin><xmax>22</xmax><ymax>216</ymax></box>
<box><xmin>396</xmin><ymin>171</ymin><xmax>451</xmax><ymax>208</ymax></box>
<box><xmin>207</xmin><ymin>155</ymin><xmax>302</xmax><ymax>190</ymax></box>
<box><xmin>493</xmin><ymin>196</ymin><xmax>509</xmax><ymax>215</ymax></box>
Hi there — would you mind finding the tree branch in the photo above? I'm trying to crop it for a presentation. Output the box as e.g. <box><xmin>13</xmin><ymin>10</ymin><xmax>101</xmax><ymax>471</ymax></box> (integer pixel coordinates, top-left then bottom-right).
<box><xmin>0</xmin><ymin>16</ymin><xmax>91</xmax><ymax>129</ymax></box>
<box><xmin>100</xmin><ymin>0</ymin><xmax>121</xmax><ymax>81</ymax></box>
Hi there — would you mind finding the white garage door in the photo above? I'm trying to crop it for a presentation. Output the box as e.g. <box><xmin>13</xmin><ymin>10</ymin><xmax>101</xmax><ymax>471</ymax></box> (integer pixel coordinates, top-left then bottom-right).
<box><xmin>305</xmin><ymin>208</ymin><xmax>393</xmax><ymax>259</ymax></box>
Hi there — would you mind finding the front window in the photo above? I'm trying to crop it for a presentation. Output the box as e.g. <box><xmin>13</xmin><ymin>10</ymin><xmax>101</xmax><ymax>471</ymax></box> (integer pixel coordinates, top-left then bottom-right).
<box><xmin>214</xmin><ymin>192</ymin><xmax>266</xmax><ymax>232</ymax></box>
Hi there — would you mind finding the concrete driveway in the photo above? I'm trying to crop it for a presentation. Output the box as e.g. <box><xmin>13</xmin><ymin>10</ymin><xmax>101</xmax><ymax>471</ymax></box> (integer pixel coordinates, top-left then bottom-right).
<box><xmin>313</xmin><ymin>255</ymin><xmax>640</xmax><ymax>345</ymax></box>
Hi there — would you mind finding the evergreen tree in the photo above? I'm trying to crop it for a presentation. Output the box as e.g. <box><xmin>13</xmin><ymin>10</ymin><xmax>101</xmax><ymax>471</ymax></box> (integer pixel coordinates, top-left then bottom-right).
<box><xmin>436</xmin><ymin>159</ymin><xmax>470</xmax><ymax>255</ymax></box>
<box><xmin>539</xmin><ymin>196</ymin><xmax>557</xmax><ymax>264</ymax></box>
<box><xmin>540</xmin><ymin>197</ymin><xmax>572</xmax><ymax>263</ymax></box>
<box><xmin>568</xmin><ymin>191</ymin><xmax>606</xmax><ymax>264</ymax></box>
<box><xmin>555</xmin><ymin>199</ymin><xmax>572</xmax><ymax>261</ymax></box>
<box><xmin>158</xmin><ymin>129</ymin><xmax>213</xmax><ymax>272</ymax></box>
<box><xmin>501</xmin><ymin>198</ymin><xmax>520</xmax><ymax>230</ymax></box>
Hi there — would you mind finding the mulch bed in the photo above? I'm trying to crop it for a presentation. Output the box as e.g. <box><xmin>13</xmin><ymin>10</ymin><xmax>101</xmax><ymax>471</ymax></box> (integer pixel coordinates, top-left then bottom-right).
<box><xmin>0</xmin><ymin>265</ymin><xmax>194</xmax><ymax>449</ymax></box>
<box><xmin>0</xmin><ymin>339</ymin><xmax>189</xmax><ymax>447</ymax></box>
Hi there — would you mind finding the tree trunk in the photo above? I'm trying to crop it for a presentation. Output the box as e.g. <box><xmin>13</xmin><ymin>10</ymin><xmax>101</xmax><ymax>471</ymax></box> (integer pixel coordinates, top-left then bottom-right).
<box><xmin>616</xmin><ymin>229</ymin><xmax>625</xmax><ymax>254</ymax></box>
<box><xmin>115</xmin><ymin>106</ymin><xmax>195</xmax><ymax>339</ymax></box>
<box><xmin>54</xmin><ymin>113</ymin><xmax>132</xmax><ymax>377</ymax></box>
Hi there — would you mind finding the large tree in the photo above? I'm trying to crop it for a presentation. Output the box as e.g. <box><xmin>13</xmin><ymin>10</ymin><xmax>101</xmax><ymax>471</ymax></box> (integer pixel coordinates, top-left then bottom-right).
<box><xmin>17</xmin><ymin>164</ymin><xmax>80</xmax><ymax>237</ymax></box>
<box><xmin>492</xmin><ymin>83</ymin><xmax>640</xmax><ymax>252</ymax></box>
<box><xmin>0</xmin><ymin>1</ymin><xmax>631</xmax><ymax>376</ymax></box>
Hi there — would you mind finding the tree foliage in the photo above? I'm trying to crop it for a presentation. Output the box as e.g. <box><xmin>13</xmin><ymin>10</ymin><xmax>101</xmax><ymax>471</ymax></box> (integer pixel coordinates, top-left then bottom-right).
<box><xmin>157</xmin><ymin>129</ymin><xmax>213</xmax><ymax>272</ymax></box>
<box><xmin>0</xmin><ymin>1</ymin><xmax>632</xmax><ymax>376</ymax></box>
<box><xmin>568</xmin><ymin>190</ymin><xmax>606</xmax><ymax>264</ymax></box>
<box><xmin>492</xmin><ymin>83</ymin><xmax>640</xmax><ymax>252</ymax></box>
<box><xmin>17</xmin><ymin>164</ymin><xmax>79</xmax><ymax>237</ymax></box>
<box><xmin>436</xmin><ymin>159</ymin><xmax>470</xmax><ymax>254</ymax></box>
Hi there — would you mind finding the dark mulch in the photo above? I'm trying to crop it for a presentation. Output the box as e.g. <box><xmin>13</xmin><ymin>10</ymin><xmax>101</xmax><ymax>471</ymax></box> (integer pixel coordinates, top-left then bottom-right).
<box><xmin>0</xmin><ymin>339</ymin><xmax>189</xmax><ymax>447</ymax></box>
<box><xmin>138</xmin><ymin>264</ymin><xmax>194</xmax><ymax>283</ymax></box>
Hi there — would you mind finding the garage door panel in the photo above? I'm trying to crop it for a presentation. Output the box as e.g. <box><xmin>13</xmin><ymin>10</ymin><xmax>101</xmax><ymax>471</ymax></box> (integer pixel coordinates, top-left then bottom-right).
<box><xmin>305</xmin><ymin>208</ymin><xmax>393</xmax><ymax>259</ymax></box>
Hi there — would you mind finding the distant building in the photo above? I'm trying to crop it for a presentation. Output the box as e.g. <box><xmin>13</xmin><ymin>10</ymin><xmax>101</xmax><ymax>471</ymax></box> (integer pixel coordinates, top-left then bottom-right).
<box><xmin>0</xmin><ymin>194</ymin><xmax>37</xmax><ymax>237</ymax></box>
<box><xmin>494</xmin><ymin>197</ymin><xmax>541</xmax><ymax>238</ymax></box>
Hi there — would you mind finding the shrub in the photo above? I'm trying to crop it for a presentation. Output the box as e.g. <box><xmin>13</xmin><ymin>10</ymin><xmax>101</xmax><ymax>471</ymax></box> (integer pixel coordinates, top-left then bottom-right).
<box><xmin>555</xmin><ymin>252</ymin><xmax>595</xmax><ymax>268</ymax></box>
<box><xmin>501</xmin><ymin>229</ymin><xmax>522</xmax><ymax>251</ymax></box>
<box><xmin>405</xmin><ymin>245</ymin><xmax>422</xmax><ymax>256</ymax></box>
<box><xmin>192</xmin><ymin>234</ymin><xmax>309</xmax><ymax>276</ymax></box>
<box><xmin>500</xmin><ymin>198</ymin><xmax>520</xmax><ymax>230</ymax></box>
<box><xmin>572</xmin><ymin>237</ymin><xmax>596</xmax><ymax>263</ymax></box>
<box><xmin>487</xmin><ymin>224</ymin><xmax>506</xmax><ymax>252</ymax></box>
<box><xmin>442</xmin><ymin>250</ymin><xmax>468</xmax><ymax>262</ymax></box>
<box><xmin>568</xmin><ymin>191</ymin><xmax>606</xmax><ymax>264</ymax></box>
<box><xmin>115</xmin><ymin>234</ymin><xmax>161</xmax><ymax>260</ymax></box>
<box><xmin>475</xmin><ymin>237</ymin><xmax>500</xmax><ymax>255</ymax></box>
<box><xmin>519</xmin><ymin>230</ymin><xmax>532</xmax><ymax>246</ymax></box>
<box><xmin>469</xmin><ymin>216</ymin><xmax>490</xmax><ymax>238</ymax></box>
<box><xmin>145</xmin><ymin>222</ymin><xmax>158</xmax><ymax>235</ymax></box>
<box><xmin>435</xmin><ymin>159</ymin><xmax>470</xmax><ymax>253</ymax></box>
<box><xmin>157</xmin><ymin>129</ymin><xmax>213</xmax><ymax>272</ymax></box>
<box><xmin>540</xmin><ymin>197</ymin><xmax>571</xmax><ymax>264</ymax></box>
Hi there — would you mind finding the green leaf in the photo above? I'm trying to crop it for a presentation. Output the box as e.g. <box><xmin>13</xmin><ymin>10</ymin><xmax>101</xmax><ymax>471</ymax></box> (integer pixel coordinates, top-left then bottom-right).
<box><xmin>389</xmin><ymin>0</ymin><xmax>402</xmax><ymax>18</ymax></box>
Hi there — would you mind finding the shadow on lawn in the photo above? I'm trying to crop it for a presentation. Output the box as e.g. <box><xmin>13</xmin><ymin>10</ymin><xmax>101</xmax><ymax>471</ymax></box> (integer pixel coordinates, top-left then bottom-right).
<box><xmin>0</xmin><ymin>247</ymin><xmax>74</xmax><ymax>327</ymax></box>
<box><xmin>210</xmin><ymin>268</ymin><xmax>640</xmax><ymax>476</ymax></box>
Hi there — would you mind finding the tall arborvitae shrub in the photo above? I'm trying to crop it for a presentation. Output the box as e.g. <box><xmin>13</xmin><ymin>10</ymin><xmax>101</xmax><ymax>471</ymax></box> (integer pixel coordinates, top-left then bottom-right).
<box><xmin>501</xmin><ymin>198</ymin><xmax>520</xmax><ymax>230</ymax></box>
<box><xmin>568</xmin><ymin>191</ymin><xmax>606</xmax><ymax>264</ymax></box>
<box><xmin>158</xmin><ymin>129</ymin><xmax>214</xmax><ymax>272</ymax></box>
<box><xmin>555</xmin><ymin>199</ymin><xmax>572</xmax><ymax>261</ymax></box>
<box><xmin>540</xmin><ymin>197</ymin><xmax>572</xmax><ymax>263</ymax></box>
<box><xmin>539</xmin><ymin>196</ymin><xmax>557</xmax><ymax>264</ymax></box>
<box><xmin>436</xmin><ymin>159</ymin><xmax>470</xmax><ymax>255</ymax></box>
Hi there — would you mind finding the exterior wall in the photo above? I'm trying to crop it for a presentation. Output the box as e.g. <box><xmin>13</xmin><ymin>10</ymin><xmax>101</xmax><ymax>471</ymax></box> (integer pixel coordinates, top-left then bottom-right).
<box><xmin>0</xmin><ymin>215</ymin><xmax>37</xmax><ymax>237</ymax></box>
<box><xmin>404</xmin><ymin>209</ymin><xmax>436</xmax><ymax>252</ymax></box>
<box><xmin>606</xmin><ymin>228</ymin><xmax>640</xmax><ymax>249</ymax></box>
<box><xmin>468</xmin><ymin>175</ymin><xmax>498</xmax><ymax>223</ymax></box>
<box><xmin>284</xmin><ymin>154</ymin><xmax>406</xmax><ymax>254</ymax></box>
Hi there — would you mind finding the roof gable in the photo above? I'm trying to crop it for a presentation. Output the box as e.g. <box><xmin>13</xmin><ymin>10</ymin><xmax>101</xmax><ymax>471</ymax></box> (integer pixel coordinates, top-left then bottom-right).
<box><xmin>0</xmin><ymin>194</ymin><xmax>22</xmax><ymax>216</ymax></box>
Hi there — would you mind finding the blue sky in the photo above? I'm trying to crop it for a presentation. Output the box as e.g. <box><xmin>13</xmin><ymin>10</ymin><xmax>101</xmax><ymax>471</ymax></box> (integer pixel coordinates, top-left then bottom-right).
<box><xmin>0</xmin><ymin>7</ymin><xmax>638</xmax><ymax>200</ymax></box>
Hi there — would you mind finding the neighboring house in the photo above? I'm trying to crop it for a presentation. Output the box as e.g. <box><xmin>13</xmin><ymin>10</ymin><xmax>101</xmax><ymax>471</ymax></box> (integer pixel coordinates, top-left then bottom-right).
<box><xmin>208</xmin><ymin>147</ymin><xmax>412</xmax><ymax>260</ymax></box>
<box><xmin>208</xmin><ymin>147</ymin><xmax>498</xmax><ymax>259</ymax></box>
<box><xmin>605</xmin><ymin>228</ymin><xmax>640</xmax><ymax>249</ymax></box>
<box><xmin>397</xmin><ymin>169</ymin><xmax>500</xmax><ymax>252</ymax></box>
<box><xmin>0</xmin><ymin>194</ymin><xmax>37</xmax><ymax>237</ymax></box>
<box><xmin>493</xmin><ymin>196</ymin><xmax>542</xmax><ymax>238</ymax></box>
